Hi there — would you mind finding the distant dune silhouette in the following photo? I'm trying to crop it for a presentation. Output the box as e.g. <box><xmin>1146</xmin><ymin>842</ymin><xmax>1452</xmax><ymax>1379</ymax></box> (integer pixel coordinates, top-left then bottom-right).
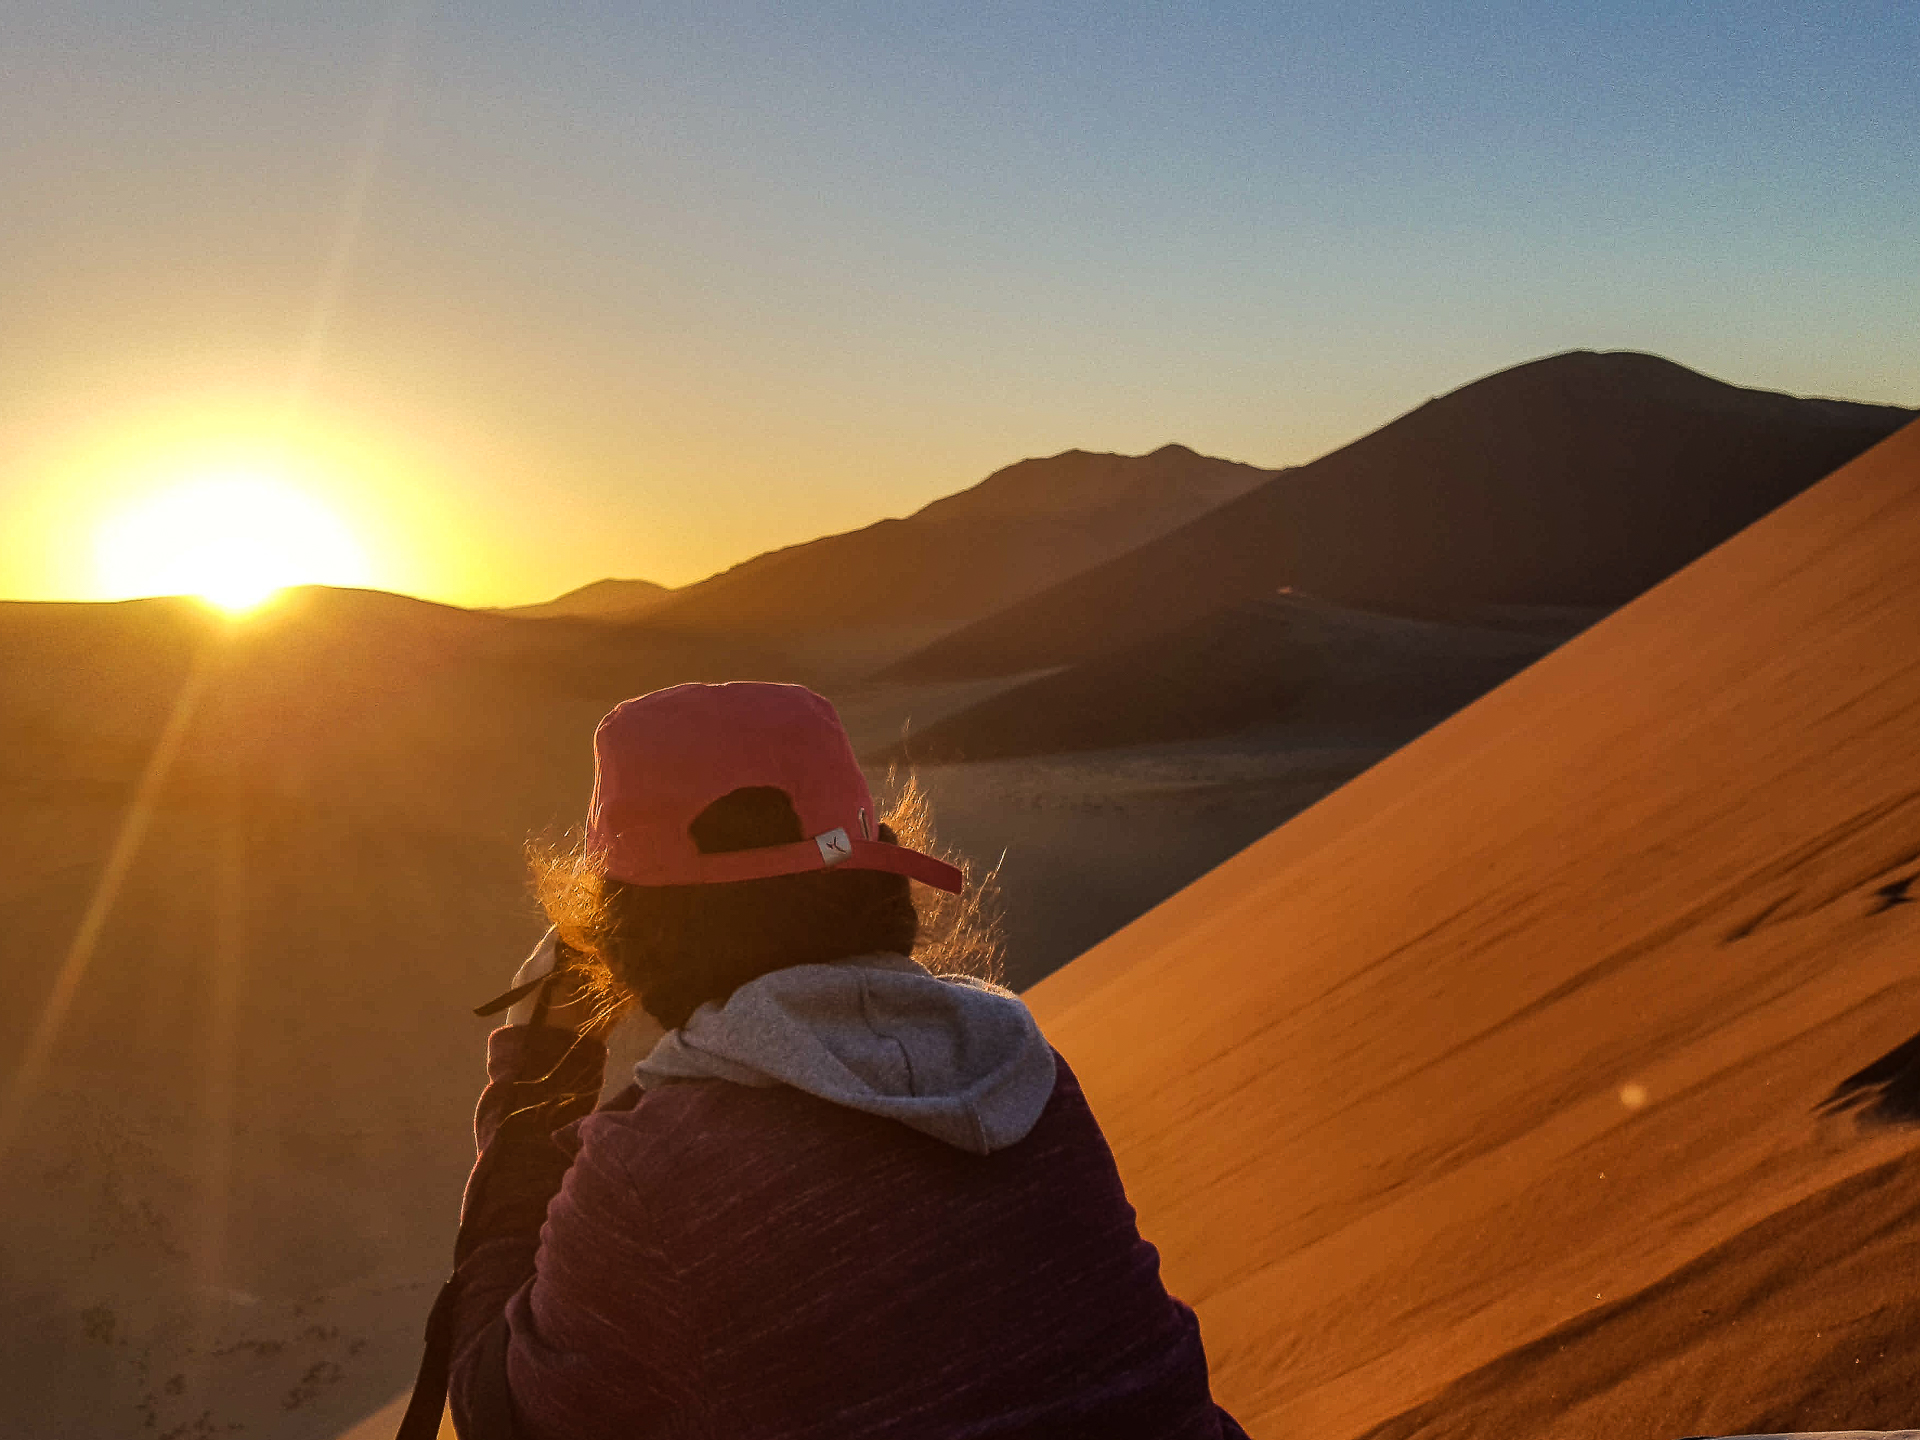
<box><xmin>1025</xmin><ymin>416</ymin><xmax>1920</xmax><ymax>1438</ymax></box>
<box><xmin>883</xmin><ymin>351</ymin><xmax>1914</xmax><ymax>684</ymax></box>
<box><xmin>499</xmin><ymin>577</ymin><xmax>673</xmax><ymax>620</ymax></box>
<box><xmin>616</xmin><ymin>443</ymin><xmax>1275</xmax><ymax>671</ymax></box>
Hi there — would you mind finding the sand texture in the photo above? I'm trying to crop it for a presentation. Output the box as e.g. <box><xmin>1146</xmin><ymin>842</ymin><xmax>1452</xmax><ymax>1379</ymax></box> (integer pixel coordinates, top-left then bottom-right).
<box><xmin>1024</xmin><ymin>417</ymin><xmax>1920</xmax><ymax>1438</ymax></box>
<box><xmin>0</xmin><ymin>590</ymin><xmax>787</xmax><ymax>1439</ymax></box>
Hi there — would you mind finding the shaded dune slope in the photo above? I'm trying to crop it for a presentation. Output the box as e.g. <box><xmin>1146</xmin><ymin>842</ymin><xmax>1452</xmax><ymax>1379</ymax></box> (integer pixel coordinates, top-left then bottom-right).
<box><xmin>876</xmin><ymin>592</ymin><xmax>1592</xmax><ymax>763</ymax></box>
<box><xmin>626</xmin><ymin>444</ymin><xmax>1272</xmax><ymax>667</ymax></box>
<box><xmin>1025</xmin><ymin>418</ymin><xmax>1920</xmax><ymax>1439</ymax></box>
<box><xmin>888</xmin><ymin>351</ymin><xmax>1913</xmax><ymax>682</ymax></box>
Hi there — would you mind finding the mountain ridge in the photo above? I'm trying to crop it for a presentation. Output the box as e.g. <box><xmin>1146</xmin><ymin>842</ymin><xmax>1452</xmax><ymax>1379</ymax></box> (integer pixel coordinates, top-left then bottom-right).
<box><xmin>599</xmin><ymin>443</ymin><xmax>1277</xmax><ymax>671</ymax></box>
<box><xmin>881</xmin><ymin>350</ymin><xmax>1915</xmax><ymax>683</ymax></box>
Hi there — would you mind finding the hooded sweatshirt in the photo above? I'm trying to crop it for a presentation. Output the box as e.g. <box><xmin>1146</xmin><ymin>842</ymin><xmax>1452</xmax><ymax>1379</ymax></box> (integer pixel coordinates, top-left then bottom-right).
<box><xmin>445</xmin><ymin>955</ymin><xmax>1247</xmax><ymax>1440</ymax></box>
<box><xmin>633</xmin><ymin>953</ymin><xmax>1058</xmax><ymax>1154</ymax></box>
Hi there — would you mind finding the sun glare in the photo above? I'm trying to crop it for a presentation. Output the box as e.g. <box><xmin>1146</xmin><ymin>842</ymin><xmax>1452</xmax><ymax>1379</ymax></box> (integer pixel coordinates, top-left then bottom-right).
<box><xmin>93</xmin><ymin>473</ymin><xmax>372</xmax><ymax>613</ymax></box>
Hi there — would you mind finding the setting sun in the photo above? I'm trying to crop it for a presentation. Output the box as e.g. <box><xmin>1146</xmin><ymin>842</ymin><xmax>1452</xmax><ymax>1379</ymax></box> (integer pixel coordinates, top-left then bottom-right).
<box><xmin>92</xmin><ymin>472</ymin><xmax>372</xmax><ymax>613</ymax></box>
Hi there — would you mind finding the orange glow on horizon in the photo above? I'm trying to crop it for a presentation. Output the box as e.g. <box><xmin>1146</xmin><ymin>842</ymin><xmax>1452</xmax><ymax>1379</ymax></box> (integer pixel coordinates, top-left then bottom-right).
<box><xmin>5</xmin><ymin>396</ymin><xmax>509</xmax><ymax>607</ymax></box>
<box><xmin>92</xmin><ymin>471</ymin><xmax>373</xmax><ymax>612</ymax></box>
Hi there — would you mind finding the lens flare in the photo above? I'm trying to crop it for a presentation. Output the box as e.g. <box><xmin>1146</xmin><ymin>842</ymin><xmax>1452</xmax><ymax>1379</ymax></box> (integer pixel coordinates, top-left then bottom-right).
<box><xmin>93</xmin><ymin>472</ymin><xmax>371</xmax><ymax>612</ymax></box>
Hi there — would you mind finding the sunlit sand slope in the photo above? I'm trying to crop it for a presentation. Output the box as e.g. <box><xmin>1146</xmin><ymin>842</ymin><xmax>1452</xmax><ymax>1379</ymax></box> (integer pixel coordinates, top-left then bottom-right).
<box><xmin>1026</xmin><ymin>419</ymin><xmax>1920</xmax><ymax>1439</ymax></box>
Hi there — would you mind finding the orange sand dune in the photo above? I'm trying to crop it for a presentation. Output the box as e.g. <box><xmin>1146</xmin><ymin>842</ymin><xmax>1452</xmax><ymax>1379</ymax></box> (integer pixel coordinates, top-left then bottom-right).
<box><xmin>1025</xmin><ymin>417</ymin><xmax>1920</xmax><ymax>1437</ymax></box>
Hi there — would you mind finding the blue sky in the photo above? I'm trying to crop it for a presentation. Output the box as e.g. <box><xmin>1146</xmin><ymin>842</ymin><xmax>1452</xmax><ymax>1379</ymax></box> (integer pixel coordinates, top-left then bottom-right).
<box><xmin>3</xmin><ymin>1</ymin><xmax>1914</xmax><ymax>602</ymax></box>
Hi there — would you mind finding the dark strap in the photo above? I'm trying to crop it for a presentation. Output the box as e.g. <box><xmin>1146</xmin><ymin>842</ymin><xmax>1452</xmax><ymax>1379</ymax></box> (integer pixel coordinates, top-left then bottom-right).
<box><xmin>398</xmin><ymin>961</ymin><xmax>576</xmax><ymax>1440</ymax></box>
<box><xmin>472</xmin><ymin>973</ymin><xmax>551</xmax><ymax>1018</ymax></box>
<box><xmin>394</xmin><ymin>1276</ymin><xmax>459</xmax><ymax>1440</ymax></box>
<box><xmin>395</xmin><ymin>1275</ymin><xmax>522</xmax><ymax>1440</ymax></box>
<box><xmin>472</xmin><ymin>958</ymin><xmax>574</xmax><ymax>1020</ymax></box>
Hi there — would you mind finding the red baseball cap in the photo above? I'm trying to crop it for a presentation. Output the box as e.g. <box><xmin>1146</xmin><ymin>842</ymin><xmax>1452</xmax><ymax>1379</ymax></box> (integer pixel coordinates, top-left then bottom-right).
<box><xmin>585</xmin><ymin>682</ymin><xmax>963</xmax><ymax>893</ymax></box>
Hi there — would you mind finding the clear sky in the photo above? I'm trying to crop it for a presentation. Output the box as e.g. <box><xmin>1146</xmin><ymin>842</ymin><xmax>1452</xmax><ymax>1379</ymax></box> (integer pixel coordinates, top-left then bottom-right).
<box><xmin>3</xmin><ymin>1</ymin><xmax>1914</xmax><ymax>607</ymax></box>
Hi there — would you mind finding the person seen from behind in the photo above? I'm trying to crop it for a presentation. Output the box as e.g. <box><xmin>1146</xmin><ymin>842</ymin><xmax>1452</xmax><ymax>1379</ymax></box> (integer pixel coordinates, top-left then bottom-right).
<box><xmin>399</xmin><ymin>681</ymin><xmax>1247</xmax><ymax>1439</ymax></box>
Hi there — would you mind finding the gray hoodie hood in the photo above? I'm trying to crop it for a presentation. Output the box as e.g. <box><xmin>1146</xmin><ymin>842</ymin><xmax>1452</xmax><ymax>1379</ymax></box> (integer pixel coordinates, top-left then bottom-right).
<box><xmin>632</xmin><ymin>954</ymin><xmax>1057</xmax><ymax>1154</ymax></box>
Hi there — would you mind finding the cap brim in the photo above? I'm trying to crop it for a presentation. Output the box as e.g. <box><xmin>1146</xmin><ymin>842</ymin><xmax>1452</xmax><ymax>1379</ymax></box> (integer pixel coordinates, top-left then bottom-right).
<box><xmin>606</xmin><ymin>834</ymin><xmax>964</xmax><ymax>894</ymax></box>
<box><xmin>839</xmin><ymin>837</ymin><xmax>965</xmax><ymax>893</ymax></box>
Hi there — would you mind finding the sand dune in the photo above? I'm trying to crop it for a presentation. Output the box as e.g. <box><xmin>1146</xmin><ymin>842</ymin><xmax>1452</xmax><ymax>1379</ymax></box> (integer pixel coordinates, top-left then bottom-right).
<box><xmin>497</xmin><ymin>577</ymin><xmax>674</xmax><ymax>620</ymax></box>
<box><xmin>875</xmin><ymin>591</ymin><xmax>1596</xmax><ymax>764</ymax></box>
<box><xmin>886</xmin><ymin>351</ymin><xmax>1913</xmax><ymax>683</ymax></box>
<box><xmin>1024</xmin><ymin>416</ymin><xmax>1920</xmax><ymax>1438</ymax></box>
<box><xmin>624</xmin><ymin>443</ymin><xmax>1274</xmax><ymax>672</ymax></box>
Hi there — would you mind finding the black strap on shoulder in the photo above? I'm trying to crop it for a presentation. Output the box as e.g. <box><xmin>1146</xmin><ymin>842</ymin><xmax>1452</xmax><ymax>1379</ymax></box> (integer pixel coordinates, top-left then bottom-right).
<box><xmin>395</xmin><ymin>1272</ymin><xmax>520</xmax><ymax>1440</ymax></box>
<box><xmin>399</xmin><ymin>967</ymin><xmax>579</xmax><ymax>1439</ymax></box>
<box><xmin>394</xmin><ymin>1276</ymin><xmax>461</xmax><ymax>1440</ymax></box>
<box><xmin>395</xmin><ymin>1260</ymin><xmax>524</xmax><ymax>1440</ymax></box>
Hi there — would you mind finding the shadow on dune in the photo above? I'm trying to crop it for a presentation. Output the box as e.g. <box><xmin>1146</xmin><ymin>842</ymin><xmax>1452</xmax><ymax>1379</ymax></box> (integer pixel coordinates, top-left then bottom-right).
<box><xmin>870</xmin><ymin>591</ymin><xmax>1593</xmax><ymax>765</ymax></box>
<box><xmin>1355</xmin><ymin>1155</ymin><xmax>1920</xmax><ymax>1440</ymax></box>
<box><xmin>1820</xmin><ymin>1028</ymin><xmax>1920</xmax><ymax>1128</ymax></box>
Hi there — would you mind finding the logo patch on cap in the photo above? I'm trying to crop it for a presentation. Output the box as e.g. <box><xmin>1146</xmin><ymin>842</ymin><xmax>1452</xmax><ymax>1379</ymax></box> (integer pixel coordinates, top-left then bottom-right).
<box><xmin>815</xmin><ymin>827</ymin><xmax>853</xmax><ymax>865</ymax></box>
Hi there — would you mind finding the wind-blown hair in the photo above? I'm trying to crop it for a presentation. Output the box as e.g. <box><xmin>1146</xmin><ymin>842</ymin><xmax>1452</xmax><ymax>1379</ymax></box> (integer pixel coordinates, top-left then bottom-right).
<box><xmin>530</xmin><ymin>770</ymin><xmax>1002</xmax><ymax>1032</ymax></box>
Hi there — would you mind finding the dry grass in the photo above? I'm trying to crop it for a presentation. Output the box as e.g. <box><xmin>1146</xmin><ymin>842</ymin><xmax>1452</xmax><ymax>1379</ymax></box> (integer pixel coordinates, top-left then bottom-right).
<box><xmin>878</xmin><ymin>765</ymin><xmax>1008</xmax><ymax>987</ymax></box>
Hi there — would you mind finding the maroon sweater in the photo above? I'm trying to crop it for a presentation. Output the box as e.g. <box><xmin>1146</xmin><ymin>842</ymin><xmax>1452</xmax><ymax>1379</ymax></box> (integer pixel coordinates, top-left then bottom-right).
<box><xmin>447</xmin><ymin>1025</ymin><xmax>1247</xmax><ymax>1439</ymax></box>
